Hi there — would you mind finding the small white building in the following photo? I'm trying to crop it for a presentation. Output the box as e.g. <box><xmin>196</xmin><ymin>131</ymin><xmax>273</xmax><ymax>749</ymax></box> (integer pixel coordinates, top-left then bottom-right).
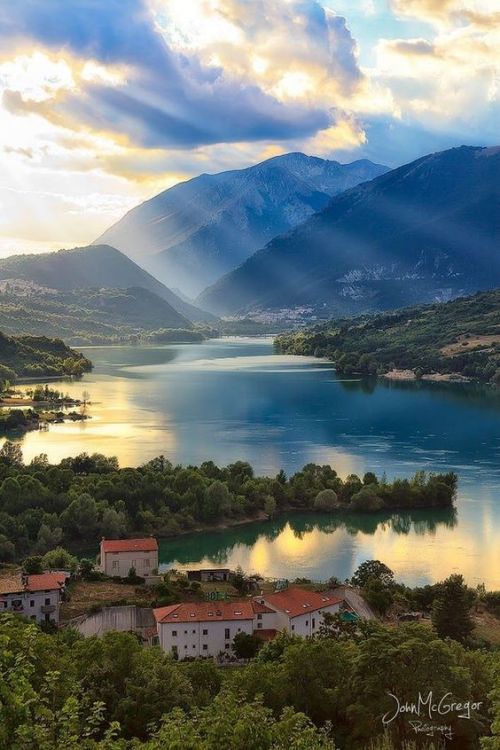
<box><xmin>257</xmin><ymin>586</ymin><xmax>342</xmax><ymax>638</ymax></box>
<box><xmin>0</xmin><ymin>571</ymin><xmax>67</xmax><ymax>626</ymax></box>
<box><xmin>99</xmin><ymin>537</ymin><xmax>158</xmax><ymax>578</ymax></box>
<box><xmin>153</xmin><ymin>586</ymin><xmax>342</xmax><ymax>660</ymax></box>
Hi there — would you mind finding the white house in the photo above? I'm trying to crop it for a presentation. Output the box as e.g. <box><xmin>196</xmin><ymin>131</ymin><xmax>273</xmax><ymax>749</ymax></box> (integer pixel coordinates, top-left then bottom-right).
<box><xmin>0</xmin><ymin>571</ymin><xmax>67</xmax><ymax>626</ymax></box>
<box><xmin>98</xmin><ymin>537</ymin><xmax>158</xmax><ymax>578</ymax></box>
<box><xmin>153</xmin><ymin>586</ymin><xmax>342</xmax><ymax>660</ymax></box>
<box><xmin>257</xmin><ymin>586</ymin><xmax>342</xmax><ymax>638</ymax></box>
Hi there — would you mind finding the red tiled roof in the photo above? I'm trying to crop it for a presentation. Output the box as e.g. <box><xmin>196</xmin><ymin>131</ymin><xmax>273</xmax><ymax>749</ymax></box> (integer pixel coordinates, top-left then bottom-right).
<box><xmin>101</xmin><ymin>537</ymin><xmax>158</xmax><ymax>553</ymax></box>
<box><xmin>27</xmin><ymin>572</ymin><xmax>66</xmax><ymax>592</ymax></box>
<box><xmin>262</xmin><ymin>586</ymin><xmax>342</xmax><ymax>619</ymax></box>
<box><xmin>154</xmin><ymin>601</ymin><xmax>255</xmax><ymax>624</ymax></box>
<box><xmin>251</xmin><ymin>600</ymin><xmax>276</xmax><ymax>614</ymax></box>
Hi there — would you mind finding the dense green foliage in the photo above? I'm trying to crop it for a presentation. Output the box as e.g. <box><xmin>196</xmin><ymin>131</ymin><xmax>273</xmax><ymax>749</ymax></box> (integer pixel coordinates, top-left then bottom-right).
<box><xmin>0</xmin><ymin>285</ymin><xmax>201</xmax><ymax>345</ymax></box>
<box><xmin>0</xmin><ymin>607</ymin><xmax>497</xmax><ymax>749</ymax></box>
<box><xmin>0</xmin><ymin>330</ymin><xmax>91</xmax><ymax>384</ymax></box>
<box><xmin>275</xmin><ymin>290</ymin><xmax>500</xmax><ymax>384</ymax></box>
<box><xmin>0</xmin><ymin>449</ymin><xmax>456</xmax><ymax>560</ymax></box>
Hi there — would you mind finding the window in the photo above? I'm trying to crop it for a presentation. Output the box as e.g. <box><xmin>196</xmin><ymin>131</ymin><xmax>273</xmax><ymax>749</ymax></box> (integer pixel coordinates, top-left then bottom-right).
<box><xmin>192</xmin><ymin>629</ymin><xmax>196</xmax><ymax>634</ymax></box>
<box><xmin>225</xmin><ymin>628</ymin><xmax>230</xmax><ymax>639</ymax></box>
<box><xmin>257</xmin><ymin>623</ymin><xmax>262</xmax><ymax>629</ymax></box>
<box><xmin>225</xmin><ymin>643</ymin><xmax>230</xmax><ymax>650</ymax></box>
<box><xmin>30</xmin><ymin>600</ymin><xmax>34</xmax><ymax>607</ymax></box>
<box><xmin>144</xmin><ymin>559</ymin><xmax>150</xmax><ymax>568</ymax></box>
<box><xmin>112</xmin><ymin>560</ymin><xmax>118</xmax><ymax>570</ymax></box>
<box><xmin>184</xmin><ymin>645</ymin><xmax>188</xmax><ymax>649</ymax></box>
<box><xmin>172</xmin><ymin>630</ymin><xmax>177</xmax><ymax>637</ymax></box>
<box><xmin>202</xmin><ymin>629</ymin><xmax>208</xmax><ymax>635</ymax></box>
<box><xmin>312</xmin><ymin>618</ymin><xmax>316</xmax><ymax>628</ymax></box>
<box><xmin>202</xmin><ymin>644</ymin><xmax>208</xmax><ymax>651</ymax></box>
<box><xmin>257</xmin><ymin>613</ymin><xmax>262</xmax><ymax>620</ymax></box>
<box><xmin>291</xmin><ymin>625</ymin><xmax>295</xmax><ymax>631</ymax></box>
<box><xmin>30</xmin><ymin>615</ymin><xmax>36</xmax><ymax>620</ymax></box>
<box><xmin>45</xmin><ymin>598</ymin><xmax>51</xmax><ymax>606</ymax></box>
<box><xmin>184</xmin><ymin>630</ymin><xmax>188</xmax><ymax>634</ymax></box>
<box><xmin>305</xmin><ymin>620</ymin><xmax>308</xmax><ymax>626</ymax></box>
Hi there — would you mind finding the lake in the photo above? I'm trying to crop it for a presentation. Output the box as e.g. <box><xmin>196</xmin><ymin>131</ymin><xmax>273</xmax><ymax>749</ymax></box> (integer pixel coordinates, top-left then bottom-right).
<box><xmin>5</xmin><ymin>337</ymin><xmax>500</xmax><ymax>587</ymax></box>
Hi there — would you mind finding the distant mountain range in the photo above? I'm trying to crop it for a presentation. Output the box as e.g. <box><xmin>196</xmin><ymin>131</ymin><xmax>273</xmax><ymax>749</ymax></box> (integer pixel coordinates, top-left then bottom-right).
<box><xmin>198</xmin><ymin>146</ymin><xmax>500</xmax><ymax>318</ymax></box>
<box><xmin>97</xmin><ymin>152</ymin><xmax>388</xmax><ymax>297</ymax></box>
<box><xmin>0</xmin><ymin>245</ymin><xmax>214</xmax><ymax>324</ymax></box>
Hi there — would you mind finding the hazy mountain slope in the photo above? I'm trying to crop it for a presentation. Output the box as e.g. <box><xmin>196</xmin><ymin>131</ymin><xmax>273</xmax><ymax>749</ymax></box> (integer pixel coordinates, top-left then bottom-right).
<box><xmin>0</xmin><ymin>245</ymin><xmax>215</xmax><ymax>323</ymax></box>
<box><xmin>97</xmin><ymin>153</ymin><xmax>388</xmax><ymax>296</ymax></box>
<box><xmin>197</xmin><ymin>146</ymin><xmax>500</xmax><ymax>317</ymax></box>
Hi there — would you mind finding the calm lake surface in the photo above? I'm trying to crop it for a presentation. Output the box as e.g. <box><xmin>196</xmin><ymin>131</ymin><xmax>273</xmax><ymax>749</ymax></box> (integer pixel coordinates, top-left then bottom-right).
<box><xmin>6</xmin><ymin>337</ymin><xmax>500</xmax><ymax>587</ymax></box>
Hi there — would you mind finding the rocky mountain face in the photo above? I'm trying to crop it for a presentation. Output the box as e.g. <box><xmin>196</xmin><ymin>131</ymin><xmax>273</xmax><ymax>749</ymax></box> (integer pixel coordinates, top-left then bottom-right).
<box><xmin>97</xmin><ymin>153</ymin><xmax>388</xmax><ymax>297</ymax></box>
<box><xmin>0</xmin><ymin>245</ymin><xmax>215</xmax><ymax>323</ymax></box>
<box><xmin>197</xmin><ymin>146</ymin><xmax>500</xmax><ymax>318</ymax></box>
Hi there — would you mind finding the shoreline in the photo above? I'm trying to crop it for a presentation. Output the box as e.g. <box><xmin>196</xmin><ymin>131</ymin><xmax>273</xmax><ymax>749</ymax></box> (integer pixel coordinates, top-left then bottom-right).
<box><xmin>382</xmin><ymin>368</ymin><xmax>472</xmax><ymax>384</ymax></box>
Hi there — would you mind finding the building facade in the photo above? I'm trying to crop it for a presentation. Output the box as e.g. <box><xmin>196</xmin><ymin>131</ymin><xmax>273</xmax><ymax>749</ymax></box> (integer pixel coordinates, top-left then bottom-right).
<box><xmin>99</xmin><ymin>537</ymin><xmax>158</xmax><ymax>578</ymax></box>
<box><xmin>154</xmin><ymin>586</ymin><xmax>342</xmax><ymax>660</ymax></box>
<box><xmin>0</xmin><ymin>571</ymin><xmax>66</xmax><ymax>625</ymax></box>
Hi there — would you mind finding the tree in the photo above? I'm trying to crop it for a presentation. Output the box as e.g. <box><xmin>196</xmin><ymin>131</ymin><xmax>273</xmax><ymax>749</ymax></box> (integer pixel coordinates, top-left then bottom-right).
<box><xmin>264</xmin><ymin>496</ymin><xmax>276</xmax><ymax>518</ymax></box>
<box><xmin>23</xmin><ymin>555</ymin><xmax>43</xmax><ymax>574</ymax></box>
<box><xmin>0</xmin><ymin>441</ymin><xmax>23</xmax><ymax>468</ymax></box>
<box><xmin>316</xmin><ymin>612</ymin><xmax>359</xmax><ymax>641</ymax></box>
<box><xmin>41</xmin><ymin>546</ymin><xmax>78</xmax><ymax>571</ymax></box>
<box><xmin>314</xmin><ymin>489</ymin><xmax>338</xmax><ymax>511</ymax></box>
<box><xmin>351</xmin><ymin>560</ymin><xmax>394</xmax><ymax>588</ymax></box>
<box><xmin>432</xmin><ymin>574</ymin><xmax>474</xmax><ymax>643</ymax></box>
<box><xmin>61</xmin><ymin>493</ymin><xmax>99</xmax><ymax>538</ymax></box>
<box><xmin>232</xmin><ymin>632</ymin><xmax>261</xmax><ymax>659</ymax></box>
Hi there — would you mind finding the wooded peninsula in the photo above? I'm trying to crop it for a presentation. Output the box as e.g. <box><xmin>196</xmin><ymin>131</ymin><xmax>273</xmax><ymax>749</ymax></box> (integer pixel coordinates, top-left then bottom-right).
<box><xmin>0</xmin><ymin>445</ymin><xmax>457</xmax><ymax>562</ymax></box>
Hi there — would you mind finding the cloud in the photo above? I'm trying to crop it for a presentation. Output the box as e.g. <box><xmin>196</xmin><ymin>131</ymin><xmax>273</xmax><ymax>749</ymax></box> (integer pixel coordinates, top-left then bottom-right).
<box><xmin>390</xmin><ymin>0</ymin><xmax>500</xmax><ymax>27</ymax></box>
<box><xmin>0</xmin><ymin>0</ymin><xmax>364</xmax><ymax>149</ymax></box>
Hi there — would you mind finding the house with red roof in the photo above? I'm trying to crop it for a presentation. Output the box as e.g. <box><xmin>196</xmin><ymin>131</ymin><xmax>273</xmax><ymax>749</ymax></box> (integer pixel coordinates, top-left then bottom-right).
<box><xmin>98</xmin><ymin>537</ymin><xmax>158</xmax><ymax>579</ymax></box>
<box><xmin>153</xmin><ymin>585</ymin><xmax>342</xmax><ymax>659</ymax></box>
<box><xmin>0</xmin><ymin>571</ymin><xmax>68</xmax><ymax>626</ymax></box>
<box><xmin>257</xmin><ymin>586</ymin><xmax>342</xmax><ymax>638</ymax></box>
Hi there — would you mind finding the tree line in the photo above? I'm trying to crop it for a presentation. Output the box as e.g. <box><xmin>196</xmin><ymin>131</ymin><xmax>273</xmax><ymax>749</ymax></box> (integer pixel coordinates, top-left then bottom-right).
<box><xmin>0</xmin><ymin>444</ymin><xmax>457</xmax><ymax>561</ymax></box>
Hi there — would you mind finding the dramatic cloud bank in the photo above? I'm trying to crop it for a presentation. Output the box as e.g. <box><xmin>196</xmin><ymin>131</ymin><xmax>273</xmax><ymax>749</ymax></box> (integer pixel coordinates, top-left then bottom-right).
<box><xmin>0</xmin><ymin>0</ymin><xmax>497</xmax><ymax>251</ymax></box>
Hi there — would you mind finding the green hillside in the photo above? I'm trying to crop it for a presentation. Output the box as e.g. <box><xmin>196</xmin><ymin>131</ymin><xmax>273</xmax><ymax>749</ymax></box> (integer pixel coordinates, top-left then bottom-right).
<box><xmin>275</xmin><ymin>290</ymin><xmax>500</xmax><ymax>385</ymax></box>
<box><xmin>0</xmin><ymin>331</ymin><xmax>91</xmax><ymax>384</ymax></box>
<box><xmin>0</xmin><ymin>286</ymin><xmax>202</xmax><ymax>345</ymax></box>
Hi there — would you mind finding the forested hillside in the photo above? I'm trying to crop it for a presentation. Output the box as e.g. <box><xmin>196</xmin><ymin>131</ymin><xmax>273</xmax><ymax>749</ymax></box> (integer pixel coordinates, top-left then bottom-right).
<box><xmin>0</xmin><ymin>332</ymin><xmax>91</xmax><ymax>384</ymax></box>
<box><xmin>275</xmin><ymin>290</ymin><xmax>500</xmax><ymax>384</ymax></box>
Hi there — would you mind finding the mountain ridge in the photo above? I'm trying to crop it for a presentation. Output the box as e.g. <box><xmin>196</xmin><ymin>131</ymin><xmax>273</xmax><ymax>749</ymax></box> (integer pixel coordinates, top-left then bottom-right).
<box><xmin>197</xmin><ymin>145</ymin><xmax>500</xmax><ymax>318</ymax></box>
<box><xmin>0</xmin><ymin>245</ymin><xmax>215</xmax><ymax>324</ymax></box>
<box><xmin>97</xmin><ymin>152</ymin><xmax>388</xmax><ymax>296</ymax></box>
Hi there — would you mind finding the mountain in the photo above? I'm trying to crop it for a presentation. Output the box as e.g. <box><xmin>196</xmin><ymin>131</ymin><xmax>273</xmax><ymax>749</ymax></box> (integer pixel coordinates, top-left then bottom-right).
<box><xmin>275</xmin><ymin>289</ymin><xmax>500</xmax><ymax>385</ymax></box>
<box><xmin>0</xmin><ymin>245</ymin><xmax>215</xmax><ymax>323</ymax></box>
<box><xmin>0</xmin><ymin>284</ymin><xmax>200</xmax><ymax>344</ymax></box>
<box><xmin>0</xmin><ymin>330</ymin><xmax>91</xmax><ymax>381</ymax></box>
<box><xmin>97</xmin><ymin>153</ymin><xmax>388</xmax><ymax>297</ymax></box>
<box><xmin>197</xmin><ymin>146</ymin><xmax>500</xmax><ymax>318</ymax></box>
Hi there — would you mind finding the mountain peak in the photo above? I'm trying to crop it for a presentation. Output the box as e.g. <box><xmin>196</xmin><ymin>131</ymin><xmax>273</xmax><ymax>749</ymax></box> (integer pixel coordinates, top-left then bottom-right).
<box><xmin>197</xmin><ymin>144</ymin><xmax>500</xmax><ymax>319</ymax></box>
<box><xmin>97</xmin><ymin>153</ymin><xmax>388</xmax><ymax>297</ymax></box>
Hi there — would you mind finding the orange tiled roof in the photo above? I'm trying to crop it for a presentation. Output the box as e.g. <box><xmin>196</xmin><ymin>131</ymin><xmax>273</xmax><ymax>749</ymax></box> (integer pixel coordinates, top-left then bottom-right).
<box><xmin>0</xmin><ymin>575</ymin><xmax>24</xmax><ymax>595</ymax></box>
<box><xmin>261</xmin><ymin>586</ymin><xmax>342</xmax><ymax>619</ymax></box>
<box><xmin>27</xmin><ymin>573</ymin><xmax>66</xmax><ymax>592</ymax></box>
<box><xmin>251</xmin><ymin>600</ymin><xmax>276</xmax><ymax>614</ymax></box>
<box><xmin>101</xmin><ymin>537</ymin><xmax>158</xmax><ymax>553</ymax></box>
<box><xmin>154</xmin><ymin>601</ymin><xmax>255</xmax><ymax>624</ymax></box>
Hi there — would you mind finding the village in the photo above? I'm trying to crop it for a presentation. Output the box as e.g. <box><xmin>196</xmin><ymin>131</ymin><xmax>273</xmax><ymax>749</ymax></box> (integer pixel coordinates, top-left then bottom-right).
<box><xmin>0</xmin><ymin>536</ymin><xmax>377</xmax><ymax>661</ymax></box>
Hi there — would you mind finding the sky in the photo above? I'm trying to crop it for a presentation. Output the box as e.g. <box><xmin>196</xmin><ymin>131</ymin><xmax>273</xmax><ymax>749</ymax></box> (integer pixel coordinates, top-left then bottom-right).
<box><xmin>0</xmin><ymin>0</ymin><xmax>498</xmax><ymax>255</ymax></box>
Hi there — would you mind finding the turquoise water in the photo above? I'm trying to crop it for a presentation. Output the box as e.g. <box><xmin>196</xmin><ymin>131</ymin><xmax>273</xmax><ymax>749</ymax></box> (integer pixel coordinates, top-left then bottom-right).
<box><xmin>5</xmin><ymin>337</ymin><xmax>500</xmax><ymax>586</ymax></box>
